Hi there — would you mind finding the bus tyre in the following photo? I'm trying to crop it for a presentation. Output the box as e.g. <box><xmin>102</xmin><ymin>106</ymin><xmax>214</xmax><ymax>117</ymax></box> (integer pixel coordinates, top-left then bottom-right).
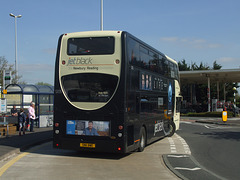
<box><xmin>167</xmin><ymin>120</ymin><xmax>176</xmax><ymax>137</ymax></box>
<box><xmin>138</xmin><ymin>127</ymin><xmax>146</xmax><ymax>152</ymax></box>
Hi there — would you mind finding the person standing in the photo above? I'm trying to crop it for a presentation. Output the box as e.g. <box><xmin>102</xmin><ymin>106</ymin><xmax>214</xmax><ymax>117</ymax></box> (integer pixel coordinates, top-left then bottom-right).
<box><xmin>28</xmin><ymin>102</ymin><xmax>36</xmax><ymax>132</ymax></box>
<box><xmin>18</xmin><ymin>108</ymin><xmax>26</xmax><ymax>136</ymax></box>
<box><xmin>11</xmin><ymin>105</ymin><xmax>18</xmax><ymax>117</ymax></box>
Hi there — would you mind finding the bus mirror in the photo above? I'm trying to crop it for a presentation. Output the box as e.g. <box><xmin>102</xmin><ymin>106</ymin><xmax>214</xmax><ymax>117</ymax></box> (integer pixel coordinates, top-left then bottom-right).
<box><xmin>177</xmin><ymin>95</ymin><xmax>183</xmax><ymax>101</ymax></box>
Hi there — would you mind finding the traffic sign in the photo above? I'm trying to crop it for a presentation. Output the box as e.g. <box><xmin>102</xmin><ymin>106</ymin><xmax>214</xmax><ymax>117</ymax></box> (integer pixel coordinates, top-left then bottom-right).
<box><xmin>3</xmin><ymin>70</ymin><xmax>12</xmax><ymax>86</ymax></box>
<box><xmin>0</xmin><ymin>98</ymin><xmax>7</xmax><ymax>113</ymax></box>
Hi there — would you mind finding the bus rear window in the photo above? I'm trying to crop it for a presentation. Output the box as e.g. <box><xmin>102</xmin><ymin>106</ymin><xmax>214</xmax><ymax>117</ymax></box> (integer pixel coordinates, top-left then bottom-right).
<box><xmin>67</xmin><ymin>37</ymin><xmax>115</xmax><ymax>55</ymax></box>
<box><xmin>62</xmin><ymin>73</ymin><xmax>118</xmax><ymax>102</ymax></box>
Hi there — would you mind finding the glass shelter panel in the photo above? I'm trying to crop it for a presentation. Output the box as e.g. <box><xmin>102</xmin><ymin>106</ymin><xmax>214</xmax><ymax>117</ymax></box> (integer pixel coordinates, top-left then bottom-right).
<box><xmin>5</xmin><ymin>94</ymin><xmax>21</xmax><ymax>105</ymax></box>
<box><xmin>39</xmin><ymin>95</ymin><xmax>53</xmax><ymax>115</ymax></box>
<box><xmin>23</xmin><ymin>85</ymin><xmax>38</xmax><ymax>93</ymax></box>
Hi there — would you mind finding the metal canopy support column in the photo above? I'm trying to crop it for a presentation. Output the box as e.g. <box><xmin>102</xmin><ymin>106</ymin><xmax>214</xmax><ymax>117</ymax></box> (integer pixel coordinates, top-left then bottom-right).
<box><xmin>217</xmin><ymin>81</ymin><xmax>219</xmax><ymax>101</ymax></box>
<box><xmin>223</xmin><ymin>83</ymin><xmax>226</xmax><ymax>102</ymax></box>
<box><xmin>190</xmin><ymin>85</ymin><xmax>193</xmax><ymax>104</ymax></box>
<box><xmin>207</xmin><ymin>76</ymin><xmax>211</xmax><ymax>112</ymax></box>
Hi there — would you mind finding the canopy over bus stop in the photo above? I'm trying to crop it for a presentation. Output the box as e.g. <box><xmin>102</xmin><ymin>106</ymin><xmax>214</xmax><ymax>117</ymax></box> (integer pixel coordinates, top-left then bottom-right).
<box><xmin>4</xmin><ymin>84</ymin><xmax>54</xmax><ymax>127</ymax></box>
<box><xmin>180</xmin><ymin>69</ymin><xmax>240</xmax><ymax>84</ymax></box>
<box><xmin>180</xmin><ymin>68</ymin><xmax>240</xmax><ymax>112</ymax></box>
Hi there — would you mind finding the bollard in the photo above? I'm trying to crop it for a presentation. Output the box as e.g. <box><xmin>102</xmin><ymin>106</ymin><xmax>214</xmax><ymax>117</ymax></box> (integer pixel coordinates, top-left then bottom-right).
<box><xmin>222</xmin><ymin>111</ymin><xmax>227</xmax><ymax>122</ymax></box>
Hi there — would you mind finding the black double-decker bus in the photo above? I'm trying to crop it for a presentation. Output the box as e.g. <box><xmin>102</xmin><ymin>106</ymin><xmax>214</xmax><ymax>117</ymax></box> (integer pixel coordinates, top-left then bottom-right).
<box><xmin>53</xmin><ymin>31</ymin><xmax>181</xmax><ymax>153</ymax></box>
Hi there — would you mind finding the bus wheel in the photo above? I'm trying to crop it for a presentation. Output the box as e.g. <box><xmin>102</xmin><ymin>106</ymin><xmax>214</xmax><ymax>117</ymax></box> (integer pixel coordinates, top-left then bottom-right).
<box><xmin>138</xmin><ymin>127</ymin><xmax>146</xmax><ymax>152</ymax></box>
<box><xmin>167</xmin><ymin>120</ymin><xmax>176</xmax><ymax>137</ymax></box>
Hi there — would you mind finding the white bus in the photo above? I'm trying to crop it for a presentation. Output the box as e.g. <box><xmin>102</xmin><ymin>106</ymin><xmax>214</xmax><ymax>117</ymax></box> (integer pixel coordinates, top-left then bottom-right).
<box><xmin>53</xmin><ymin>31</ymin><xmax>181</xmax><ymax>153</ymax></box>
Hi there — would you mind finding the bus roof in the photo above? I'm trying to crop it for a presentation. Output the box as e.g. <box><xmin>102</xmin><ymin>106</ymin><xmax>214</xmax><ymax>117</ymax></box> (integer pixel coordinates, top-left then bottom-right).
<box><xmin>62</xmin><ymin>30</ymin><xmax>177</xmax><ymax>65</ymax></box>
<box><xmin>165</xmin><ymin>55</ymin><xmax>178</xmax><ymax>65</ymax></box>
<box><xmin>63</xmin><ymin>30</ymin><xmax>123</xmax><ymax>37</ymax></box>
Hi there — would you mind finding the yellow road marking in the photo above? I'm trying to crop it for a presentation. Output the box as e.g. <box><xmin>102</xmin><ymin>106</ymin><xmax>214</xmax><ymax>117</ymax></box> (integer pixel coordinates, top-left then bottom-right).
<box><xmin>0</xmin><ymin>152</ymin><xmax>29</xmax><ymax>176</ymax></box>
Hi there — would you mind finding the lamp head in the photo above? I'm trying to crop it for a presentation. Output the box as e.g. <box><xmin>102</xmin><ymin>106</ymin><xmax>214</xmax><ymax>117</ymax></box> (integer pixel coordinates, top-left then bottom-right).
<box><xmin>9</xmin><ymin>13</ymin><xmax>22</xmax><ymax>18</ymax></box>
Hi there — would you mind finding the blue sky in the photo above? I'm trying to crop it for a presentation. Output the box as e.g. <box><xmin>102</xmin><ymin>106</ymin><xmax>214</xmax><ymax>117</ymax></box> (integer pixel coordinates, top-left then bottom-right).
<box><xmin>0</xmin><ymin>0</ymin><xmax>239</xmax><ymax>85</ymax></box>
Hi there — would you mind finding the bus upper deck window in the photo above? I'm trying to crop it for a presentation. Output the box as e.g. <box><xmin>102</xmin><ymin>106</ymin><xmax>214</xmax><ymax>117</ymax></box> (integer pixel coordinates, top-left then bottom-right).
<box><xmin>67</xmin><ymin>37</ymin><xmax>115</xmax><ymax>55</ymax></box>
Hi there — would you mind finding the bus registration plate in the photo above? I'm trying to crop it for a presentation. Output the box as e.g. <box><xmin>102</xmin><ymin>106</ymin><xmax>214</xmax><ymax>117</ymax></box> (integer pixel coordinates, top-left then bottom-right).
<box><xmin>80</xmin><ymin>143</ymin><xmax>96</xmax><ymax>148</ymax></box>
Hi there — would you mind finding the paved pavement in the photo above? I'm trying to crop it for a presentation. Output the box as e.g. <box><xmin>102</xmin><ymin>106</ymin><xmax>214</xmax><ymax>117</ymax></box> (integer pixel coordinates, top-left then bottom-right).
<box><xmin>0</xmin><ymin>126</ymin><xmax>53</xmax><ymax>161</ymax></box>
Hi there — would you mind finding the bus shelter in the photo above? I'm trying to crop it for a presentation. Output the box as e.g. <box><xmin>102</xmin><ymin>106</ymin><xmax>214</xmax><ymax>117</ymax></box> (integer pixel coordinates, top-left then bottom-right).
<box><xmin>4</xmin><ymin>84</ymin><xmax>54</xmax><ymax>127</ymax></box>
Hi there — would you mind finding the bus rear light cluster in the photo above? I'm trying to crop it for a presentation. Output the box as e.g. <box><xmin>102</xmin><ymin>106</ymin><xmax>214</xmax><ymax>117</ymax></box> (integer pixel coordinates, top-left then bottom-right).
<box><xmin>118</xmin><ymin>125</ymin><xmax>123</xmax><ymax>138</ymax></box>
<box><xmin>118</xmin><ymin>147</ymin><xmax>121</xmax><ymax>151</ymax></box>
<box><xmin>62</xmin><ymin>60</ymin><xmax>66</xmax><ymax>65</ymax></box>
<box><xmin>55</xmin><ymin>123</ymin><xmax>60</xmax><ymax>135</ymax></box>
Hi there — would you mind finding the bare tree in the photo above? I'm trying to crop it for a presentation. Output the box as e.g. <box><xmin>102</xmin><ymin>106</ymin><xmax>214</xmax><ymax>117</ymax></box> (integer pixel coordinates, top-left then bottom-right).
<box><xmin>0</xmin><ymin>56</ymin><xmax>22</xmax><ymax>86</ymax></box>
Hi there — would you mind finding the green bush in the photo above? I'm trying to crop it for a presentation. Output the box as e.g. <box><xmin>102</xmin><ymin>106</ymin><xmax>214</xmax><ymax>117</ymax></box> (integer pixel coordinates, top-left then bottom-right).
<box><xmin>182</xmin><ymin>111</ymin><xmax>233</xmax><ymax>118</ymax></box>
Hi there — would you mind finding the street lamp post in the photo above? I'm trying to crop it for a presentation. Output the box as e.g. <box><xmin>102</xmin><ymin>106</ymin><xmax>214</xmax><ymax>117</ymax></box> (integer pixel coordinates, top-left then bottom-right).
<box><xmin>100</xmin><ymin>0</ymin><xmax>103</xmax><ymax>31</ymax></box>
<box><xmin>9</xmin><ymin>13</ymin><xmax>22</xmax><ymax>80</ymax></box>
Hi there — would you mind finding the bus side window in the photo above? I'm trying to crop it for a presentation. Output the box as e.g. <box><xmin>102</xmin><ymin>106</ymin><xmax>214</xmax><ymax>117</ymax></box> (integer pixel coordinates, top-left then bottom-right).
<box><xmin>139</xmin><ymin>46</ymin><xmax>150</xmax><ymax>70</ymax></box>
<box><xmin>174</xmin><ymin>64</ymin><xmax>179</xmax><ymax>80</ymax></box>
<box><xmin>159</xmin><ymin>56</ymin><xmax>165</xmax><ymax>76</ymax></box>
<box><xmin>128</xmin><ymin>38</ymin><xmax>139</xmax><ymax>65</ymax></box>
<box><xmin>169</xmin><ymin>62</ymin><xmax>174</xmax><ymax>78</ymax></box>
<box><xmin>140</xmin><ymin>96</ymin><xmax>158</xmax><ymax>113</ymax></box>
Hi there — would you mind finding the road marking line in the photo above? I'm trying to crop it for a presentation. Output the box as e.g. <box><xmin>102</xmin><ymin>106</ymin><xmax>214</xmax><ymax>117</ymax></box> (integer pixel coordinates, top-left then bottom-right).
<box><xmin>175</xmin><ymin>134</ymin><xmax>191</xmax><ymax>154</ymax></box>
<box><xmin>174</xmin><ymin>167</ymin><xmax>201</xmax><ymax>171</ymax></box>
<box><xmin>0</xmin><ymin>152</ymin><xmax>29</xmax><ymax>177</ymax></box>
<box><xmin>168</xmin><ymin>137</ymin><xmax>177</xmax><ymax>153</ymax></box>
<box><xmin>204</xmin><ymin>125</ymin><xmax>216</xmax><ymax>129</ymax></box>
<box><xmin>167</xmin><ymin>155</ymin><xmax>189</xmax><ymax>158</ymax></box>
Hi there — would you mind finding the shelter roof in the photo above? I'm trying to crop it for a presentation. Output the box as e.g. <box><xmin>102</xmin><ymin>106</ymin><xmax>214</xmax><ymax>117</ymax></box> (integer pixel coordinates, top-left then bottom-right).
<box><xmin>5</xmin><ymin>84</ymin><xmax>54</xmax><ymax>94</ymax></box>
<box><xmin>180</xmin><ymin>69</ymin><xmax>240</xmax><ymax>84</ymax></box>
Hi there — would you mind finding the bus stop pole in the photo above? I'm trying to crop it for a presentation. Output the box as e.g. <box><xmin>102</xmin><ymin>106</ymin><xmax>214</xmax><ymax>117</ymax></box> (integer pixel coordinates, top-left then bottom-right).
<box><xmin>2</xmin><ymin>71</ymin><xmax>6</xmax><ymax>124</ymax></box>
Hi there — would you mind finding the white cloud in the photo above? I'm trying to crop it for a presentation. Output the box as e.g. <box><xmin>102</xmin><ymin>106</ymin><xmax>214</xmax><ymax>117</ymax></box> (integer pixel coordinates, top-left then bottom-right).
<box><xmin>192</xmin><ymin>39</ymin><xmax>206</xmax><ymax>44</ymax></box>
<box><xmin>19</xmin><ymin>63</ymin><xmax>54</xmax><ymax>72</ymax></box>
<box><xmin>18</xmin><ymin>63</ymin><xmax>54</xmax><ymax>84</ymax></box>
<box><xmin>160</xmin><ymin>37</ymin><xmax>222</xmax><ymax>49</ymax></box>
<box><xmin>208</xmin><ymin>44</ymin><xmax>221</xmax><ymax>48</ymax></box>
<box><xmin>217</xmin><ymin>57</ymin><xmax>239</xmax><ymax>63</ymax></box>
<box><xmin>216</xmin><ymin>57</ymin><xmax>240</xmax><ymax>69</ymax></box>
<box><xmin>42</xmin><ymin>48</ymin><xmax>57</xmax><ymax>55</ymax></box>
<box><xmin>160</xmin><ymin>37</ymin><xmax>179</xmax><ymax>42</ymax></box>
